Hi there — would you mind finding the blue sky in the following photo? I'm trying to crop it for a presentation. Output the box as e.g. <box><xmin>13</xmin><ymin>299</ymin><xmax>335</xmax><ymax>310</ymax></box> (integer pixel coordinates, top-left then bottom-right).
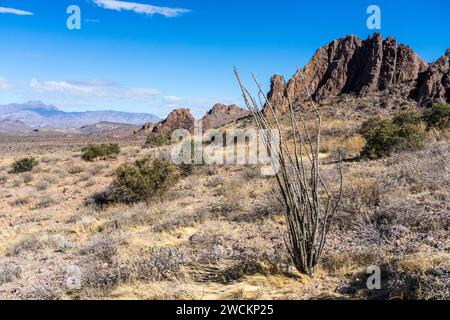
<box><xmin>0</xmin><ymin>0</ymin><xmax>449</xmax><ymax>118</ymax></box>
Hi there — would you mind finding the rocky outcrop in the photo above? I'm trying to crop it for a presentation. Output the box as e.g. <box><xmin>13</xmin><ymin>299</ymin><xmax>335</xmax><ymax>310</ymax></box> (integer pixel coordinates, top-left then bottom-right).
<box><xmin>264</xmin><ymin>33</ymin><xmax>445</xmax><ymax>114</ymax></box>
<box><xmin>415</xmin><ymin>49</ymin><xmax>450</xmax><ymax>107</ymax></box>
<box><xmin>202</xmin><ymin>103</ymin><xmax>248</xmax><ymax>129</ymax></box>
<box><xmin>141</xmin><ymin>122</ymin><xmax>155</xmax><ymax>132</ymax></box>
<box><xmin>152</xmin><ymin>108</ymin><xmax>196</xmax><ymax>134</ymax></box>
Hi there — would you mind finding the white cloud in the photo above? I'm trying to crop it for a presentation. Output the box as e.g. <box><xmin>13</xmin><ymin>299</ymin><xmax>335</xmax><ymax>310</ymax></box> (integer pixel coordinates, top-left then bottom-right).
<box><xmin>92</xmin><ymin>0</ymin><xmax>190</xmax><ymax>17</ymax></box>
<box><xmin>0</xmin><ymin>7</ymin><xmax>34</xmax><ymax>15</ymax></box>
<box><xmin>30</xmin><ymin>79</ymin><xmax>160</xmax><ymax>100</ymax></box>
<box><xmin>0</xmin><ymin>78</ymin><xmax>12</xmax><ymax>91</ymax></box>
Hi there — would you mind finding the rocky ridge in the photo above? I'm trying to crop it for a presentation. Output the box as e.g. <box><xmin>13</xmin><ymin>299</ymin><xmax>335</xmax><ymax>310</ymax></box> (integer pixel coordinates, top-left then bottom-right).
<box><xmin>265</xmin><ymin>33</ymin><xmax>449</xmax><ymax>114</ymax></box>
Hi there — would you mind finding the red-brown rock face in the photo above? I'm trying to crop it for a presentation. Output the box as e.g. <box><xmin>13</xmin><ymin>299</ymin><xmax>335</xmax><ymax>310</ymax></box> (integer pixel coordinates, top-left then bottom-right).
<box><xmin>416</xmin><ymin>49</ymin><xmax>450</xmax><ymax>107</ymax></box>
<box><xmin>202</xmin><ymin>103</ymin><xmax>249</xmax><ymax>129</ymax></box>
<box><xmin>264</xmin><ymin>33</ymin><xmax>444</xmax><ymax>113</ymax></box>
<box><xmin>152</xmin><ymin>108</ymin><xmax>196</xmax><ymax>134</ymax></box>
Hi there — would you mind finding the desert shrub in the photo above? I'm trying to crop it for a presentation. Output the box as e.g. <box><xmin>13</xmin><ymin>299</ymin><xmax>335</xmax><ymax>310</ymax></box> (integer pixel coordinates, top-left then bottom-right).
<box><xmin>152</xmin><ymin>209</ymin><xmax>208</xmax><ymax>232</ymax></box>
<box><xmin>81</xmin><ymin>143</ymin><xmax>120</xmax><ymax>161</ymax></box>
<box><xmin>393</xmin><ymin>111</ymin><xmax>423</xmax><ymax>126</ymax></box>
<box><xmin>146</xmin><ymin>132</ymin><xmax>171</xmax><ymax>147</ymax></box>
<box><xmin>387</xmin><ymin>265</ymin><xmax>450</xmax><ymax>300</ymax></box>
<box><xmin>10</xmin><ymin>196</ymin><xmax>32</xmax><ymax>207</ymax></box>
<box><xmin>34</xmin><ymin>195</ymin><xmax>57</xmax><ymax>209</ymax></box>
<box><xmin>0</xmin><ymin>262</ymin><xmax>22</xmax><ymax>285</ymax></box>
<box><xmin>80</xmin><ymin>237</ymin><xmax>118</xmax><ymax>264</ymax></box>
<box><xmin>67</xmin><ymin>162</ymin><xmax>85</xmax><ymax>174</ymax></box>
<box><xmin>84</xmin><ymin>178</ymin><xmax>96</xmax><ymax>188</ymax></box>
<box><xmin>219</xmin><ymin>255</ymin><xmax>284</xmax><ymax>283</ymax></box>
<box><xmin>19</xmin><ymin>282</ymin><xmax>62</xmax><ymax>300</ymax></box>
<box><xmin>179</xmin><ymin>163</ymin><xmax>195</xmax><ymax>177</ymax></box>
<box><xmin>22</xmin><ymin>172</ymin><xmax>33</xmax><ymax>183</ymax></box>
<box><xmin>423</xmin><ymin>104</ymin><xmax>450</xmax><ymax>129</ymax></box>
<box><xmin>12</xmin><ymin>178</ymin><xmax>23</xmax><ymax>187</ymax></box>
<box><xmin>360</xmin><ymin>116</ymin><xmax>425</xmax><ymax>159</ymax></box>
<box><xmin>106</xmin><ymin>157</ymin><xmax>180</xmax><ymax>204</ymax></box>
<box><xmin>35</xmin><ymin>179</ymin><xmax>51</xmax><ymax>191</ymax></box>
<box><xmin>11</xmin><ymin>157</ymin><xmax>37</xmax><ymax>173</ymax></box>
<box><xmin>121</xmin><ymin>248</ymin><xmax>185</xmax><ymax>282</ymax></box>
<box><xmin>205</xmin><ymin>176</ymin><xmax>224</xmax><ymax>188</ymax></box>
<box><xmin>9</xmin><ymin>235</ymin><xmax>43</xmax><ymax>256</ymax></box>
<box><xmin>81</xmin><ymin>247</ymin><xmax>185</xmax><ymax>290</ymax></box>
<box><xmin>55</xmin><ymin>238</ymin><xmax>76</xmax><ymax>253</ymax></box>
<box><xmin>89</xmin><ymin>163</ymin><xmax>107</xmax><ymax>175</ymax></box>
<box><xmin>75</xmin><ymin>173</ymin><xmax>90</xmax><ymax>184</ymax></box>
<box><xmin>215</xmin><ymin>179</ymin><xmax>244</xmax><ymax>213</ymax></box>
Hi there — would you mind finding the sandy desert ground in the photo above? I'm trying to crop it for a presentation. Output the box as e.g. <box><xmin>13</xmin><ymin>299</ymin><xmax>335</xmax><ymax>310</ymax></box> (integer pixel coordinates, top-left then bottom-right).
<box><xmin>0</xmin><ymin>103</ymin><xmax>449</xmax><ymax>300</ymax></box>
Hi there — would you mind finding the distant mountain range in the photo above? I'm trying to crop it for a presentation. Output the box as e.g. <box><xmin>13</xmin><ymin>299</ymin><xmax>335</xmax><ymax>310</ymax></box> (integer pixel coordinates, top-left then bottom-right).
<box><xmin>0</xmin><ymin>101</ymin><xmax>160</xmax><ymax>129</ymax></box>
<box><xmin>0</xmin><ymin>119</ymin><xmax>32</xmax><ymax>133</ymax></box>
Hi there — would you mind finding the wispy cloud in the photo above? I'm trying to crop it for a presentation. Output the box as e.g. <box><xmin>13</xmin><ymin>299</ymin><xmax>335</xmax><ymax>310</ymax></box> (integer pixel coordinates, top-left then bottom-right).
<box><xmin>30</xmin><ymin>79</ymin><xmax>160</xmax><ymax>100</ymax></box>
<box><xmin>0</xmin><ymin>78</ymin><xmax>12</xmax><ymax>91</ymax></box>
<box><xmin>0</xmin><ymin>7</ymin><xmax>34</xmax><ymax>16</ymax></box>
<box><xmin>92</xmin><ymin>0</ymin><xmax>190</xmax><ymax>18</ymax></box>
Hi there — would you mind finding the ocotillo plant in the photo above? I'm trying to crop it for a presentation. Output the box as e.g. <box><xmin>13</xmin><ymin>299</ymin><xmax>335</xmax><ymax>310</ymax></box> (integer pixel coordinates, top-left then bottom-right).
<box><xmin>234</xmin><ymin>67</ymin><xmax>343</xmax><ymax>276</ymax></box>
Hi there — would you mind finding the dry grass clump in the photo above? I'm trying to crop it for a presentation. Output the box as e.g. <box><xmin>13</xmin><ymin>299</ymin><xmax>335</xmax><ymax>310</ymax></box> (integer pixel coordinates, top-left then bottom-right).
<box><xmin>204</xmin><ymin>176</ymin><xmax>224</xmax><ymax>188</ymax></box>
<box><xmin>0</xmin><ymin>262</ymin><xmax>22</xmax><ymax>285</ymax></box>
<box><xmin>9</xmin><ymin>234</ymin><xmax>44</xmax><ymax>256</ymax></box>
<box><xmin>19</xmin><ymin>282</ymin><xmax>63</xmax><ymax>300</ymax></box>
<box><xmin>67</xmin><ymin>161</ymin><xmax>86</xmax><ymax>174</ymax></box>
<box><xmin>35</xmin><ymin>179</ymin><xmax>51</xmax><ymax>191</ymax></box>
<box><xmin>89</xmin><ymin>163</ymin><xmax>108</xmax><ymax>176</ymax></box>
<box><xmin>79</xmin><ymin>237</ymin><xmax>185</xmax><ymax>292</ymax></box>
<box><xmin>119</xmin><ymin>248</ymin><xmax>186</xmax><ymax>282</ymax></box>
<box><xmin>0</xmin><ymin>174</ymin><xmax>7</xmax><ymax>185</ymax></box>
<box><xmin>34</xmin><ymin>194</ymin><xmax>58</xmax><ymax>209</ymax></box>
<box><xmin>186</xmin><ymin>220</ymin><xmax>288</xmax><ymax>279</ymax></box>
<box><xmin>75</xmin><ymin>173</ymin><xmax>91</xmax><ymax>184</ymax></box>
<box><xmin>22</xmin><ymin>172</ymin><xmax>33</xmax><ymax>184</ymax></box>
<box><xmin>248</xmin><ymin>190</ymin><xmax>284</xmax><ymax>221</ymax></box>
<box><xmin>383</xmin><ymin>254</ymin><xmax>450</xmax><ymax>300</ymax></box>
<box><xmin>338</xmin><ymin>254</ymin><xmax>450</xmax><ymax>300</ymax></box>
<box><xmin>11</xmin><ymin>177</ymin><xmax>23</xmax><ymax>187</ymax></box>
<box><xmin>10</xmin><ymin>195</ymin><xmax>33</xmax><ymax>207</ymax></box>
<box><xmin>214</xmin><ymin>178</ymin><xmax>245</xmax><ymax>213</ymax></box>
<box><xmin>152</xmin><ymin>208</ymin><xmax>209</xmax><ymax>233</ymax></box>
<box><xmin>80</xmin><ymin>237</ymin><xmax>118</xmax><ymax>264</ymax></box>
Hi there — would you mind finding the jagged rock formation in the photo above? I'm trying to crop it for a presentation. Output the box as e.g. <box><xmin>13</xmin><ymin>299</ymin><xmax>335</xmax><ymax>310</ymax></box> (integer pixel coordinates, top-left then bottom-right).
<box><xmin>141</xmin><ymin>122</ymin><xmax>155</xmax><ymax>132</ymax></box>
<box><xmin>201</xmin><ymin>103</ymin><xmax>249</xmax><ymax>129</ymax></box>
<box><xmin>265</xmin><ymin>33</ymin><xmax>449</xmax><ymax>114</ymax></box>
<box><xmin>152</xmin><ymin>108</ymin><xmax>196</xmax><ymax>134</ymax></box>
<box><xmin>148</xmin><ymin>104</ymin><xmax>248</xmax><ymax>135</ymax></box>
<box><xmin>415</xmin><ymin>49</ymin><xmax>450</xmax><ymax>107</ymax></box>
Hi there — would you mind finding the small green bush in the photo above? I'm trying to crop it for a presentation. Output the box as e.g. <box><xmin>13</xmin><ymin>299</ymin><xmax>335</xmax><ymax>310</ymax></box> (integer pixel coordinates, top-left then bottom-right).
<box><xmin>108</xmin><ymin>158</ymin><xmax>180</xmax><ymax>204</ymax></box>
<box><xmin>423</xmin><ymin>104</ymin><xmax>450</xmax><ymax>129</ymax></box>
<box><xmin>146</xmin><ymin>133</ymin><xmax>171</xmax><ymax>147</ymax></box>
<box><xmin>11</xmin><ymin>157</ymin><xmax>38</xmax><ymax>173</ymax></box>
<box><xmin>393</xmin><ymin>111</ymin><xmax>423</xmax><ymax>126</ymax></box>
<box><xmin>81</xmin><ymin>144</ymin><xmax>120</xmax><ymax>161</ymax></box>
<box><xmin>360</xmin><ymin>115</ymin><xmax>425</xmax><ymax>159</ymax></box>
